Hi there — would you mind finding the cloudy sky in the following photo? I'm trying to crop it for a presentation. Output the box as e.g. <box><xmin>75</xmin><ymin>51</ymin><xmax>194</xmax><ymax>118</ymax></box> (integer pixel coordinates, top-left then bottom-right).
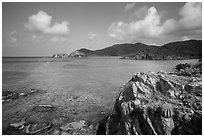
<box><xmin>2</xmin><ymin>2</ymin><xmax>202</xmax><ymax>56</ymax></box>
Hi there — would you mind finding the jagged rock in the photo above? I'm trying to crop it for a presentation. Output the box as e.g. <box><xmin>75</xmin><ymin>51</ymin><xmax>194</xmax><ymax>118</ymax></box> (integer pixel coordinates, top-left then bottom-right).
<box><xmin>175</xmin><ymin>63</ymin><xmax>191</xmax><ymax>71</ymax></box>
<box><xmin>97</xmin><ymin>72</ymin><xmax>202</xmax><ymax>135</ymax></box>
<box><xmin>161</xmin><ymin>103</ymin><xmax>174</xmax><ymax>118</ymax></box>
<box><xmin>175</xmin><ymin>63</ymin><xmax>202</xmax><ymax>77</ymax></box>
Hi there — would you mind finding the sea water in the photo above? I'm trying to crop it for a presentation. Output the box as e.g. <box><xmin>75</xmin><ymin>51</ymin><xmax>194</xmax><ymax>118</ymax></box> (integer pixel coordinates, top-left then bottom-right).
<box><xmin>2</xmin><ymin>57</ymin><xmax>198</xmax><ymax>93</ymax></box>
<box><xmin>2</xmin><ymin>57</ymin><xmax>199</xmax><ymax>125</ymax></box>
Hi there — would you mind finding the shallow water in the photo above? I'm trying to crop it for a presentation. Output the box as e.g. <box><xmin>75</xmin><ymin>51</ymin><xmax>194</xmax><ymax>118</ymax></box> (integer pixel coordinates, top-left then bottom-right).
<box><xmin>2</xmin><ymin>57</ymin><xmax>198</xmax><ymax>93</ymax></box>
<box><xmin>2</xmin><ymin>57</ymin><xmax>199</xmax><ymax>129</ymax></box>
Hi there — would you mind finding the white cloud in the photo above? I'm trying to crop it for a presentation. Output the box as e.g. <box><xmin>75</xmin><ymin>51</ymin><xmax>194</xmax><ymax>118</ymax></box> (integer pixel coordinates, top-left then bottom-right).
<box><xmin>179</xmin><ymin>2</ymin><xmax>202</xmax><ymax>29</ymax></box>
<box><xmin>108</xmin><ymin>2</ymin><xmax>202</xmax><ymax>42</ymax></box>
<box><xmin>32</xmin><ymin>35</ymin><xmax>43</xmax><ymax>42</ymax></box>
<box><xmin>50</xmin><ymin>36</ymin><xmax>67</xmax><ymax>42</ymax></box>
<box><xmin>88</xmin><ymin>32</ymin><xmax>96</xmax><ymax>41</ymax></box>
<box><xmin>8</xmin><ymin>30</ymin><xmax>18</xmax><ymax>47</ymax></box>
<box><xmin>31</xmin><ymin>34</ymin><xmax>68</xmax><ymax>43</ymax></box>
<box><xmin>108</xmin><ymin>22</ymin><xmax>128</xmax><ymax>41</ymax></box>
<box><xmin>125</xmin><ymin>3</ymin><xmax>135</xmax><ymax>11</ymax></box>
<box><xmin>25</xmin><ymin>11</ymin><xmax>70</xmax><ymax>35</ymax></box>
<box><xmin>163</xmin><ymin>2</ymin><xmax>202</xmax><ymax>35</ymax></box>
<box><xmin>129</xmin><ymin>7</ymin><xmax>163</xmax><ymax>37</ymax></box>
<box><xmin>109</xmin><ymin>7</ymin><xmax>164</xmax><ymax>41</ymax></box>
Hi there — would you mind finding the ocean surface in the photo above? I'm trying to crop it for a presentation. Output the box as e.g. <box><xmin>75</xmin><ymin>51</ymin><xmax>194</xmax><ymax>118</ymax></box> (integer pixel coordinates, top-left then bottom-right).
<box><xmin>2</xmin><ymin>57</ymin><xmax>199</xmax><ymax>93</ymax></box>
<box><xmin>2</xmin><ymin>57</ymin><xmax>199</xmax><ymax>125</ymax></box>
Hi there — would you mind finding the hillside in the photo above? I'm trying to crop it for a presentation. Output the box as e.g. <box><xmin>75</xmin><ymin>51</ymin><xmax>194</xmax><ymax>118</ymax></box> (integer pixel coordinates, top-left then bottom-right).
<box><xmin>158</xmin><ymin>40</ymin><xmax>202</xmax><ymax>58</ymax></box>
<box><xmin>69</xmin><ymin>40</ymin><xmax>202</xmax><ymax>60</ymax></box>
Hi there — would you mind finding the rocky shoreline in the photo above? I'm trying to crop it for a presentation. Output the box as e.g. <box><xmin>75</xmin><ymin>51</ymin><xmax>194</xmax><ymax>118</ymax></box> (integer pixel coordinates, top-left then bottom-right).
<box><xmin>119</xmin><ymin>55</ymin><xmax>195</xmax><ymax>60</ymax></box>
<box><xmin>2</xmin><ymin>63</ymin><xmax>202</xmax><ymax>135</ymax></box>
<box><xmin>96</xmin><ymin>63</ymin><xmax>202</xmax><ymax>135</ymax></box>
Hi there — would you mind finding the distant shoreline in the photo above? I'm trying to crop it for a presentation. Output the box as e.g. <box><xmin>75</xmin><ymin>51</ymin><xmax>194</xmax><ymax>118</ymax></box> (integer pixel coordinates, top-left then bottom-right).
<box><xmin>2</xmin><ymin>56</ymin><xmax>201</xmax><ymax>60</ymax></box>
<box><xmin>2</xmin><ymin>56</ymin><xmax>51</xmax><ymax>58</ymax></box>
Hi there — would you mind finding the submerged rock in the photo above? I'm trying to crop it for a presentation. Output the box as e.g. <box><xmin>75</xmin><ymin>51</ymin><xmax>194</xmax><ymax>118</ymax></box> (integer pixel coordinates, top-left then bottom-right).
<box><xmin>97</xmin><ymin>72</ymin><xmax>202</xmax><ymax>135</ymax></box>
<box><xmin>58</xmin><ymin>120</ymin><xmax>93</xmax><ymax>135</ymax></box>
<box><xmin>9</xmin><ymin>118</ymin><xmax>26</xmax><ymax>129</ymax></box>
<box><xmin>26</xmin><ymin>122</ymin><xmax>52</xmax><ymax>135</ymax></box>
<box><xmin>20</xmin><ymin>89</ymin><xmax>40</xmax><ymax>97</ymax></box>
<box><xmin>2</xmin><ymin>89</ymin><xmax>40</xmax><ymax>102</ymax></box>
<box><xmin>32</xmin><ymin>104</ymin><xmax>54</xmax><ymax>113</ymax></box>
<box><xmin>60</xmin><ymin>120</ymin><xmax>86</xmax><ymax>131</ymax></box>
<box><xmin>3</xmin><ymin>118</ymin><xmax>27</xmax><ymax>135</ymax></box>
<box><xmin>2</xmin><ymin>91</ymin><xmax>19</xmax><ymax>102</ymax></box>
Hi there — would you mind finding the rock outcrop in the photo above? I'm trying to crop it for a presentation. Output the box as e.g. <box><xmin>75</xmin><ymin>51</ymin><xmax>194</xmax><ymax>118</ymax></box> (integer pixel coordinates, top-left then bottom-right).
<box><xmin>52</xmin><ymin>53</ymin><xmax>69</xmax><ymax>58</ymax></box>
<box><xmin>2</xmin><ymin>89</ymin><xmax>40</xmax><ymax>103</ymax></box>
<box><xmin>69</xmin><ymin>50</ymin><xmax>86</xmax><ymax>57</ymax></box>
<box><xmin>97</xmin><ymin>71</ymin><xmax>202</xmax><ymax>135</ymax></box>
<box><xmin>175</xmin><ymin>63</ymin><xmax>202</xmax><ymax>77</ymax></box>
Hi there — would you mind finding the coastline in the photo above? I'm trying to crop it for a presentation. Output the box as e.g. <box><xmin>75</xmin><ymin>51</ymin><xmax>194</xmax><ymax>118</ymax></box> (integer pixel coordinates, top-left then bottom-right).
<box><xmin>2</xmin><ymin>59</ymin><xmax>202</xmax><ymax>135</ymax></box>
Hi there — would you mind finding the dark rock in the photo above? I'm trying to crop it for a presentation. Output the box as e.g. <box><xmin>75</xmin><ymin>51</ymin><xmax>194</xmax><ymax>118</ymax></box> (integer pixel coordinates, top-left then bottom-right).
<box><xmin>52</xmin><ymin>53</ymin><xmax>68</xmax><ymax>58</ymax></box>
<box><xmin>18</xmin><ymin>89</ymin><xmax>39</xmax><ymax>97</ymax></box>
<box><xmin>3</xmin><ymin>89</ymin><xmax>40</xmax><ymax>102</ymax></box>
<box><xmin>2</xmin><ymin>91</ymin><xmax>19</xmax><ymax>102</ymax></box>
<box><xmin>175</xmin><ymin>63</ymin><xmax>191</xmax><ymax>71</ymax></box>
<box><xmin>2</xmin><ymin>90</ymin><xmax>14</xmax><ymax>97</ymax></box>
<box><xmin>32</xmin><ymin>104</ymin><xmax>55</xmax><ymax>113</ymax></box>
<box><xmin>2</xmin><ymin>125</ymin><xmax>23</xmax><ymax>135</ymax></box>
<box><xmin>175</xmin><ymin>63</ymin><xmax>202</xmax><ymax>77</ymax></box>
<box><xmin>9</xmin><ymin>118</ymin><xmax>26</xmax><ymax>129</ymax></box>
<box><xmin>96</xmin><ymin>116</ymin><xmax>109</xmax><ymax>135</ymax></box>
<box><xmin>26</xmin><ymin>122</ymin><xmax>52</xmax><ymax>135</ymax></box>
<box><xmin>3</xmin><ymin>118</ymin><xmax>26</xmax><ymax>135</ymax></box>
<box><xmin>97</xmin><ymin>72</ymin><xmax>202</xmax><ymax>135</ymax></box>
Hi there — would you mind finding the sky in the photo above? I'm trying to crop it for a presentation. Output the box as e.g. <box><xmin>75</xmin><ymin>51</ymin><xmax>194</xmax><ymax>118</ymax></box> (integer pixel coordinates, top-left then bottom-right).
<box><xmin>2</xmin><ymin>2</ymin><xmax>202</xmax><ymax>56</ymax></box>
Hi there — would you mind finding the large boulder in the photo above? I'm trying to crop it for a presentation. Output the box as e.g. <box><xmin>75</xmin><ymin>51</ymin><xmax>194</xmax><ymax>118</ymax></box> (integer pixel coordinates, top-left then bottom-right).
<box><xmin>97</xmin><ymin>72</ymin><xmax>202</xmax><ymax>135</ymax></box>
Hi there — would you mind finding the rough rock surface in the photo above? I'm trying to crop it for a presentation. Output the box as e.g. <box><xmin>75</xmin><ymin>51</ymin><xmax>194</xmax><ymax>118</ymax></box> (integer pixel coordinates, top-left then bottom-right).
<box><xmin>97</xmin><ymin>71</ymin><xmax>202</xmax><ymax>135</ymax></box>
<box><xmin>2</xmin><ymin>89</ymin><xmax>40</xmax><ymax>103</ymax></box>
<box><xmin>175</xmin><ymin>63</ymin><xmax>202</xmax><ymax>77</ymax></box>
